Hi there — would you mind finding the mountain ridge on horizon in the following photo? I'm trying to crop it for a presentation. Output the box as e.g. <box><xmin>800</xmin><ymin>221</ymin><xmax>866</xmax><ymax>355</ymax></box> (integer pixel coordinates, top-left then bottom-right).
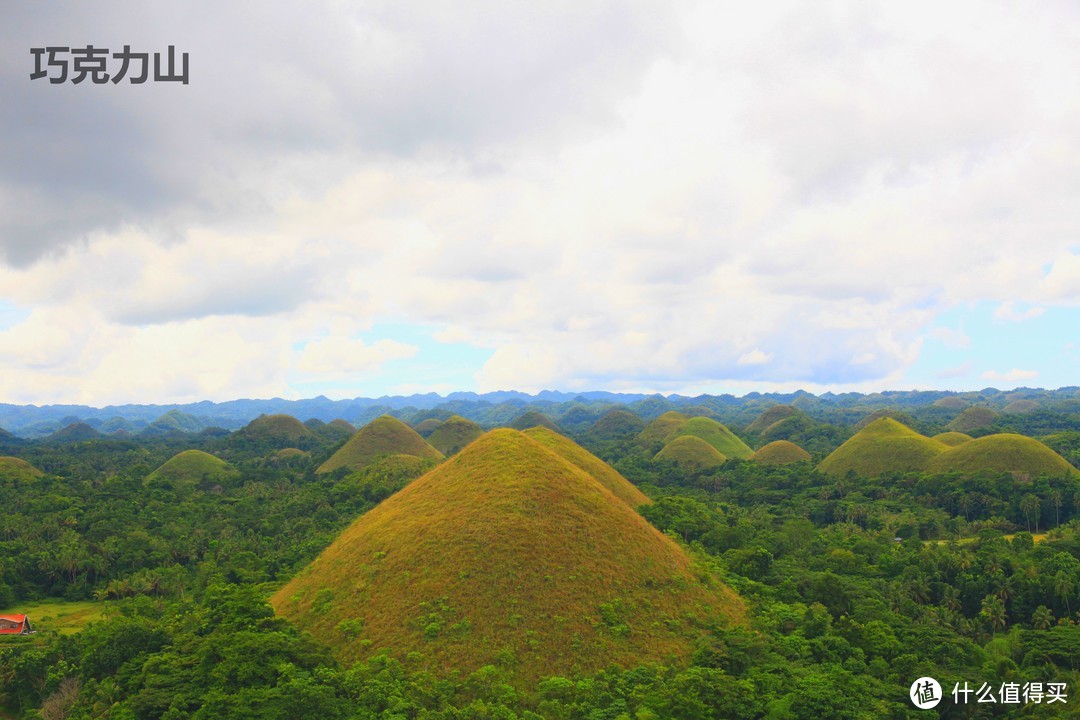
<box><xmin>0</xmin><ymin>386</ymin><xmax>1076</xmax><ymax>438</ymax></box>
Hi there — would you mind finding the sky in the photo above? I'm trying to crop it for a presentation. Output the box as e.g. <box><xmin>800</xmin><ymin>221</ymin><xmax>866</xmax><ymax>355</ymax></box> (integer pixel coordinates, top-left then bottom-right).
<box><xmin>1</xmin><ymin>1</ymin><xmax>1077</xmax><ymax>405</ymax></box>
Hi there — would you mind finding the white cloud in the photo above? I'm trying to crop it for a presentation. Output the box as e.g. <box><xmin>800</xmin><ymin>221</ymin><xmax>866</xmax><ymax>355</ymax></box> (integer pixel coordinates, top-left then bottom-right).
<box><xmin>994</xmin><ymin>301</ymin><xmax>1046</xmax><ymax>323</ymax></box>
<box><xmin>3</xmin><ymin>1</ymin><xmax>1080</xmax><ymax>402</ymax></box>
<box><xmin>981</xmin><ymin>368</ymin><xmax>1039</xmax><ymax>383</ymax></box>
<box><xmin>296</xmin><ymin>337</ymin><xmax>418</xmax><ymax>379</ymax></box>
<box><xmin>737</xmin><ymin>349</ymin><xmax>773</xmax><ymax>366</ymax></box>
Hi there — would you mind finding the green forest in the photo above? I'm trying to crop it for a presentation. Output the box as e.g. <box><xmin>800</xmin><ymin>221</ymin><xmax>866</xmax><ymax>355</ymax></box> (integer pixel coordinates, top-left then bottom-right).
<box><xmin>2</xmin><ymin>391</ymin><xmax>1080</xmax><ymax>719</ymax></box>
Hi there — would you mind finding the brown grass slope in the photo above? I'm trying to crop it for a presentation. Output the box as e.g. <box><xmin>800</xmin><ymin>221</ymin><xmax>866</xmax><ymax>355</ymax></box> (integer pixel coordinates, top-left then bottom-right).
<box><xmin>927</xmin><ymin>434</ymin><xmax>1079</xmax><ymax>477</ymax></box>
<box><xmin>947</xmin><ymin>406</ymin><xmax>999</xmax><ymax>433</ymax></box>
<box><xmin>932</xmin><ymin>432</ymin><xmax>973</xmax><ymax>447</ymax></box>
<box><xmin>522</xmin><ymin>426</ymin><xmax>650</xmax><ymax>506</ymax></box>
<box><xmin>242</xmin><ymin>414</ymin><xmax>315</xmax><ymax>444</ymax></box>
<box><xmin>819</xmin><ymin>418</ymin><xmax>948</xmax><ymax>477</ymax></box>
<box><xmin>751</xmin><ymin>441</ymin><xmax>812</xmax><ymax>465</ymax></box>
<box><xmin>318</xmin><ymin>416</ymin><xmax>444</xmax><ymax>474</ymax></box>
<box><xmin>272</xmin><ymin>429</ymin><xmax>743</xmax><ymax>683</ymax></box>
<box><xmin>427</xmin><ymin>416</ymin><xmax>484</xmax><ymax>456</ymax></box>
<box><xmin>655</xmin><ymin>435</ymin><xmax>727</xmax><ymax>471</ymax></box>
<box><xmin>1003</xmin><ymin>400</ymin><xmax>1039</xmax><ymax>415</ymax></box>
<box><xmin>0</xmin><ymin>456</ymin><xmax>44</xmax><ymax>482</ymax></box>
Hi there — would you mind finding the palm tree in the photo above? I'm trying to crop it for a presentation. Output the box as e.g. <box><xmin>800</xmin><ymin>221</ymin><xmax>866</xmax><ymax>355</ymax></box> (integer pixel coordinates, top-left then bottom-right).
<box><xmin>1032</xmin><ymin>605</ymin><xmax>1054</xmax><ymax>630</ymax></box>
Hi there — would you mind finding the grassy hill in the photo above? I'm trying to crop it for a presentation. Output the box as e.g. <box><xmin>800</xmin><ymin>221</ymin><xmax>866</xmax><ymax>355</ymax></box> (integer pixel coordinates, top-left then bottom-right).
<box><xmin>947</xmin><ymin>406</ymin><xmax>999</xmax><ymax>433</ymax></box>
<box><xmin>145</xmin><ymin>450</ymin><xmax>239</xmax><ymax>491</ymax></box>
<box><xmin>426</xmin><ymin>415</ymin><xmax>484</xmax><ymax>456</ymax></box>
<box><xmin>522</xmin><ymin>426</ymin><xmax>650</xmax><ymax>506</ymax></box>
<box><xmin>819</xmin><ymin>418</ymin><xmax>948</xmax><ymax>477</ymax></box>
<box><xmin>751</xmin><ymin>440</ymin><xmax>811</xmax><ymax>465</ymax></box>
<box><xmin>932</xmin><ymin>432</ymin><xmax>973</xmax><ymax>447</ymax></box>
<box><xmin>655</xmin><ymin>435</ymin><xmax>727</xmax><ymax>471</ymax></box>
<box><xmin>587</xmin><ymin>409</ymin><xmax>646</xmax><ymax>440</ymax></box>
<box><xmin>636</xmin><ymin>411</ymin><xmax>691</xmax><ymax>451</ymax></box>
<box><xmin>927</xmin><ymin>434</ymin><xmax>1079</xmax><ymax>477</ymax></box>
<box><xmin>48</xmin><ymin>422</ymin><xmax>101</xmax><ymax>443</ymax></box>
<box><xmin>272</xmin><ymin>429</ymin><xmax>743</xmax><ymax>683</ymax></box>
<box><xmin>413</xmin><ymin>418</ymin><xmax>444</xmax><ymax>437</ymax></box>
<box><xmin>509</xmin><ymin>411</ymin><xmax>561</xmax><ymax>433</ymax></box>
<box><xmin>241</xmin><ymin>414</ymin><xmax>316</xmax><ymax>445</ymax></box>
<box><xmin>1003</xmin><ymin>399</ymin><xmax>1040</xmax><ymax>415</ymax></box>
<box><xmin>670</xmin><ymin>417</ymin><xmax>753</xmax><ymax>459</ymax></box>
<box><xmin>0</xmin><ymin>456</ymin><xmax>44</xmax><ymax>482</ymax></box>
<box><xmin>318</xmin><ymin>416</ymin><xmax>443</xmax><ymax>474</ymax></box>
<box><xmin>746</xmin><ymin>405</ymin><xmax>801</xmax><ymax>435</ymax></box>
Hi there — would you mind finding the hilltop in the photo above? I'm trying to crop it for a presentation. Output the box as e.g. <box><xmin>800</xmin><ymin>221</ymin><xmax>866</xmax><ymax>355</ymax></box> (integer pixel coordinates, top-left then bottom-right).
<box><xmin>655</xmin><ymin>435</ymin><xmax>727</xmax><ymax>471</ymax></box>
<box><xmin>239</xmin><ymin>414</ymin><xmax>315</xmax><ymax>445</ymax></box>
<box><xmin>932</xmin><ymin>432</ymin><xmax>973</xmax><ymax>447</ymax></box>
<box><xmin>426</xmin><ymin>415</ymin><xmax>484</xmax><ymax>456</ymax></box>
<box><xmin>587</xmin><ymin>409</ymin><xmax>645</xmax><ymax>440</ymax></box>
<box><xmin>751</xmin><ymin>440</ymin><xmax>812</xmax><ymax>465</ymax></box>
<box><xmin>145</xmin><ymin>450</ymin><xmax>239</xmax><ymax>491</ymax></box>
<box><xmin>669</xmin><ymin>417</ymin><xmax>753</xmax><ymax>459</ymax></box>
<box><xmin>317</xmin><ymin>416</ymin><xmax>443</xmax><ymax>474</ymax></box>
<box><xmin>947</xmin><ymin>406</ymin><xmax>999</xmax><ymax>433</ymax></box>
<box><xmin>819</xmin><ymin>418</ymin><xmax>947</xmax><ymax>477</ymax></box>
<box><xmin>272</xmin><ymin>429</ymin><xmax>743</xmax><ymax>682</ymax></box>
<box><xmin>522</xmin><ymin>426</ymin><xmax>650</xmax><ymax>506</ymax></box>
<box><xmin>508</xmin><ymin>410</ymin><xmax>561</xmax><ymax>433</ymax></box>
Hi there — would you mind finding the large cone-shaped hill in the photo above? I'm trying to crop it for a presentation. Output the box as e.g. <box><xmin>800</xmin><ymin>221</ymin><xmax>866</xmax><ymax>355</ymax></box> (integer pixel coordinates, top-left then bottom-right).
<box><xmin>927</xmin><ymin>434</ymin><xmax>1079</xmax><ymax>477</ymax></box>
<box><xmin>426</xmin><ymin>415</ymin><xmax>483</xmax><ymax>456</ymax></box>
<box><xmin>522</xmin><ymin>426</ymin><xmax>650</xmax><ymax>506</ymax></box>
<box><xmin>273</xmin><ymin>429</ymin><xmax>743</xmax><ymax>682</ymax></box>
<box><xmin>318</xmin><ymin>416</ymin><xmax>443</xmax><ymax>474</ymax></box>
<box><xmin>819</xmin><ymin>418</ymin><xmax>947</xmax><ymax>477</ymax></box>
<box><xmin>751</xmin><ymin>440</ymin><xmax>812</xmax><ymax>465</ymax></box>
<box><xmin>145</xmin><ymin>450</ymin><xmax>239</xmax><ymax>490</ymax></box>
<box><xmin>0</xmin><ymin>456</ymin><xmax>44</xmax><ymax>482</ymax></box>
<box><xmin>655</xmin><ymin>435</ymin><xmax>726</xmax><ymax>471</ymax></box>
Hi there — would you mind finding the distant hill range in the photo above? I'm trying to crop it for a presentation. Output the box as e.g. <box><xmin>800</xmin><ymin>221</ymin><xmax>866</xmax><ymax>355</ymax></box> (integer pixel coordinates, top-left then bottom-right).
<box><xmin>0</xmin><ymin>386</ymin><xmax>1077</xmax><ymax>438</ymax></box>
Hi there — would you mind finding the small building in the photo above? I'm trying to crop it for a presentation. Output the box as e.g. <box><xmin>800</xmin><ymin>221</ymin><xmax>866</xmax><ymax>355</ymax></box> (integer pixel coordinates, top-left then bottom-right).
<box><xmin>0</xmin><ymin>614</ymin><xmax>33</xmax><ymax>635</ymax></box>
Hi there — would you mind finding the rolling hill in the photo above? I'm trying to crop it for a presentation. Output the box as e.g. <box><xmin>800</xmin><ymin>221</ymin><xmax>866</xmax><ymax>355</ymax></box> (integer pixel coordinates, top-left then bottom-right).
<box><xmin>317</xmin><ymin>416</ymin><xmax>444</xmax><ymax>474</ymax></box>
<box><xmin>751</xmin><ymin>440</ymin><xmax>812</xmax><ymax>465</ymax></box>
<box><xmin>818</xmin><ymin>418</ymin><xmax>948</xmax><ymax>477</ymax></box>
<box><xmin>522</xmin><ymin>426</ymin><xmax>650</xmax><ymax>506</ymax></box>
<box><xmin>927</xmin><ymin>434</ymin><xmax>1079</xmax><ymax>477</ymax></box>
<box><xmin>144</xmin><ymin>450</ymin><xmax>239</xmax><ymax>491</ymax></box>
<box><xmin>426</xmin><ymin>415</ymin><xmax>484</xmax><ymax>456</ymax></box>
<box><xmin>0</xmin><ymin>456</ymin><xmax>44</xmax><ymax>482</ymax></box>
<box><xmin>654</xmin><ymin>435</ymin><xmax>727</xmax><ymax>471</ymax></box>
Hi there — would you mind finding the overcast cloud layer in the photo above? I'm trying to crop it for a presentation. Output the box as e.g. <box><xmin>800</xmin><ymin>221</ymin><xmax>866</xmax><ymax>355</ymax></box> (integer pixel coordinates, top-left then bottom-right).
<box><xmin>1</xmin><ymin>1</ymin><xmax>1078</xmax><ymax>404</ymax></box>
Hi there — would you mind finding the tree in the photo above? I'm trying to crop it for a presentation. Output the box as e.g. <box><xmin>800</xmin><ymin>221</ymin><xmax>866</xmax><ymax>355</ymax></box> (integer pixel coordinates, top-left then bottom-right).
<box><xmin>1032</xmin><ymin>606</ymin><xmax>1054</xmax><ymax>630</ymax></box>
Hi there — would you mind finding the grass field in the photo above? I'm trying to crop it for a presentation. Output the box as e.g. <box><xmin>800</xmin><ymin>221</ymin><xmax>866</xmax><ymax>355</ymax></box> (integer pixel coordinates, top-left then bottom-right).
<box><xmin>931</xmin><ymin>533</ymin><xmax>1049</xmax><ymax>546</ymax></box>
<box><xmin>2</xmin><ymin>599</ymin><xmax>105</xmax><ymax>635</ymax></box>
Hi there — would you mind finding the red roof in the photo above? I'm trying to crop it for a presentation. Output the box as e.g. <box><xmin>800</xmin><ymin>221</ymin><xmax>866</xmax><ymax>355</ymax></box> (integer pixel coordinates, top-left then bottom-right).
<box><xmin>0</xmin><ymin>614</ymin><xmax>28</xmax><ymax>634</ymax></box>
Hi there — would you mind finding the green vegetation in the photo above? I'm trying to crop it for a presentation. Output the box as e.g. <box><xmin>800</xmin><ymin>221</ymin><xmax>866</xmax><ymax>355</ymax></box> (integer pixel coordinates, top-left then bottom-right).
<box><xmin>1004</xmin><ymin>399</ymin><xmax>1040</xmax><ymax>415</ymax></box>
<box><xmin>273</xmin><ymin>429</ymin><xmax>742</xmax><ymax>682</ymax></box>
<box><xmin>927</xmin><ymin>433</ymin><xmax>1080</xmax><ymax>477</ymax></box>
<box><xmin>818</xmin><ymin>417</ymin><xmax>947</xmax><ymax>477</ymax></box>
<box><xmin>636</xmin><ymin>411</ymin><xmax>690</xmax><ymax>451</ymax></box>
<box><xmin>317</xmin><ymin>415</ymin><xmax>443</xmax><ymax>474</ymax></box>
<box><xmin>655</xmin><ymin>435</ymin><xmax>727</xmax><ymax>471</ymax></box>
<box><xmin>0</xmin><ymin>457</ymin><xmax>43</xmax><ymax>483</ymax></box>
<box><xmin>413</xmin><ymin>417</ymin><xmax>443</xmax><ymax>437</ymax></box>
<box><xmin>426</xmin><ymin>415</ymin><xmax>483</xmax><ymax>456</ymax></box>
<box><xmin>2</xmin><ymin>600</ymin><xmax>104</xmax><ymax>635</ymax></box>
<box><xmin>751</xmin><ymin>440</ymin><xmax>811</xmax><ymax>465</ymax></box>
<box><xmin>586</xmin><ymin>408</ymin><xmax>645</xmax><ymax>439</ymax></box>
<box><xmin>1</xmin><ymin>388</ymin><xmax>1078</xmax><ymax>719</ymax></box>
<box><xmin>745</xmin><ymin>404</ymin><xmax>802</xmax><ymax>434</ymax></box>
